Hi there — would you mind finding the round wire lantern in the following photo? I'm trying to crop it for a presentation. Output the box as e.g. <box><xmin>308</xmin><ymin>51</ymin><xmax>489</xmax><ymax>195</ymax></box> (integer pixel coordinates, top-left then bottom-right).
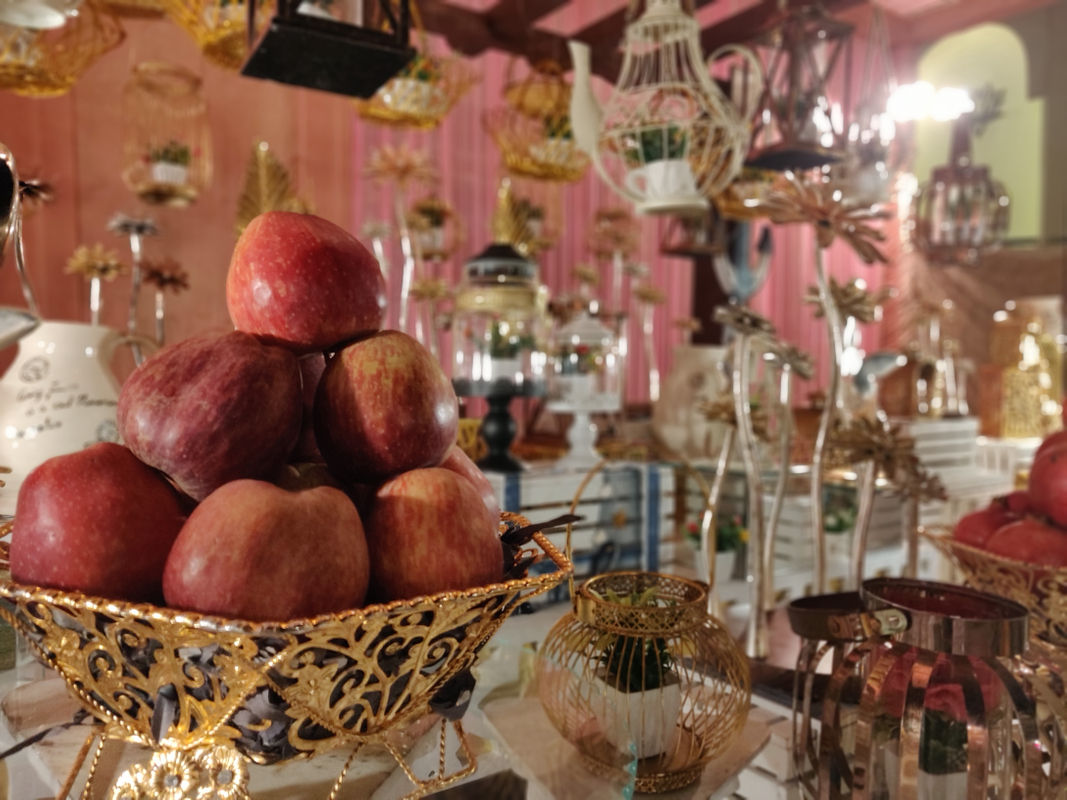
<box><xmin>569</xmin><ymin>0</ymin><xmax>760</xmax><ymax>216</ymax></box>
<box><xmin>0</xmin><ymin>0</ymin><xmax>124</xmax><ymax>97</ymax></box>
<box><xmin>160</xmin><ymin>0</ymin><xmax>272</xmax><ymax>71</ymax></box>
<box><xmin>483</xmin><ymin>58</ymin><xmax>589</xmax><ymax>183</ymax></box>
<box><xmin>122</xmin><ymin>62</ymin><xmax>212</xmax><ymax>207</ymax></box>
<box><xmin>537</xmin><ymin>571</ymin><xmax>750</xmax><ymax>793</ymax></box>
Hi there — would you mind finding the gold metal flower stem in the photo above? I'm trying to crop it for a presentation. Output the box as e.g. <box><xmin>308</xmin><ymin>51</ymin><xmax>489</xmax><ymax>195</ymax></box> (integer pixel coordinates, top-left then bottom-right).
<box><xmin>610</xmin><ymin>248</ymin><xmax>625</xmax><ymax>315</ymax></box>
<box><xmin>764</xmin><ymin>362</ymin><xmax>795</xmax><ymax>610</ymax></box>
<box><xmin>904</xmin><ymin>497</ymin><xmax>920</xmax><ymax>578</ymax></box>
<box><xmin>393</xmin><ymin>191</ymin><xmax>420</xmax><ymax>336</ymax></box>
<box><xmin>810</xmin><ymin>248</ymin><xmax>843</xmax><ymax>594</ymax></box>
<box><xmin>850</xmin><ymin>460</ymin><xmax>877</xmax><ymax>590</ymax></box>
<box><xmin>732</xmin><ymin>334</ymin><xmax>767</xmax><ymax>659</ymax></box>
<box><xmin>90</xmin><ymin>275</ymin><xmax>102</xmax><ymax>327</ymax></box>
<box><xmin>154</xmin><ymin>288</ymin><xmax>166</xmax><ymax>347</ymax></box>
<box><xmin>700</xmin><ymin>427</ymin><xmax>734</xmax><ymax>615</ymax></box>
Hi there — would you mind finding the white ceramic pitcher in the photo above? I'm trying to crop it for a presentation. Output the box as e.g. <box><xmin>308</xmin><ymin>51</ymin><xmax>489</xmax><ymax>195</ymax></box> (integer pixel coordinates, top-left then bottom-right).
<box><xmin>0</xmin><ymin>320</ymin><xmax>153</xmax><ymax>517</ymax></box>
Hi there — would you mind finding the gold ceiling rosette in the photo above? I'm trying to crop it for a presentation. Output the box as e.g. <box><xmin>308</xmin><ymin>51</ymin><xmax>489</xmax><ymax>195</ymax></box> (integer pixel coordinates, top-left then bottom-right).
<box><xmin>483</xmin><ymin>58</ymin><xmax>589</xmax><ymax>183</ymax></box>
<box><xmin>0</xmin><ymin>0</ymin><xmax>124</xmax><ymax>97</ymax></box>
<box><xmin>160</xmin><ymin>0</ymin><xmax>272</xmax><ymax>71</ymax></box>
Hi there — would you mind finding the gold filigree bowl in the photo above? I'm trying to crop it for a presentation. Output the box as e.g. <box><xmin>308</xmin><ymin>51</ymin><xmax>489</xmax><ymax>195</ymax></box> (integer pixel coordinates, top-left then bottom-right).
<box><xmin>0</xmin><ymin>513</ymin><xmax>570</xmax><ymax>793</ymax></box>
<box><xmin>923</xmin><ymin>526</ymin><xmax>1067</xmax><ymax>645</ymax></box>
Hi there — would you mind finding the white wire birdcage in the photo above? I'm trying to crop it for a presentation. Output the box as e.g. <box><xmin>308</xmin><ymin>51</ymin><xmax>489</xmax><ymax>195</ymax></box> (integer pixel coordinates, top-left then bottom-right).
<box><xmin>569</xmin><ymin>0</ymin><xmax>761</xmax><ymax>216</ymax></box>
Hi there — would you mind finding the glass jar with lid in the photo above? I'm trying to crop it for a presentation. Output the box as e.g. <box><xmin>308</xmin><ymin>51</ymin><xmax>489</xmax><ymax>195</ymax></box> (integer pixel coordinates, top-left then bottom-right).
<box><xmin>451</xmin><ymin>242</ymin><xmax>548</xmax><ymax>398</ymax></box>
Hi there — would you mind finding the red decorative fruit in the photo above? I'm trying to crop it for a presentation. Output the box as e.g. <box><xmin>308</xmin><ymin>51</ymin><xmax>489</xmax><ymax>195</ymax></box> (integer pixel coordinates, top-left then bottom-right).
<box><xmin>163</xmin><ymin>479</ymin><xmax>370</xmax><ymax>621</ymax></box>
<box><xmin>227</xmin><ymin>211</ymin><xmax>386</xmax><ymax>353</ymax></box>
<box><xmin>953</xmin><ymin>501</ymin><xmax>1018</xmax><ymax>549</ymax></box>
<box><xmin>315</xmin><ymin>331</ymin><xmax>458</xmax><ymax>484</ymax></box>
<box><xmin>985</xmin><ymin>517</ymin><xmax>1067</xmax><ymax>568</ymax></box>
<box><xmin>118</xmin><ymin>331</ymin><xmax>302</xmax><ymax>501</ymax></box>
<box><xmin>437</xmin><ymin>444</ymin><xmax>501</xmax><ymax>521</ymax></box>
<box><xmin>364</xmin><ymin>467</ymin><xmax>502</xmax><ymax>602</ymax></box>
<box><xmin>1028</xmin><ymin>445</ymin><xmax>1067</xmax><ymax>528</ymax></box>
<box><xmin>11</xmin><ymin>443</ymin><xmax>186</xmax><ymax>601</ymax></box>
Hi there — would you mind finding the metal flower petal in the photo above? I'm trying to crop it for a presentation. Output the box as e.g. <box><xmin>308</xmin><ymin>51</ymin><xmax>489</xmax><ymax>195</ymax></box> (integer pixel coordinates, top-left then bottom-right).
<box><xmin>763</xmin><ymin>340</ymin><xmax>814</xmax><ymax>380</ymax></box>
<box><xmin>713</xmin><ymin>304</ymin><xmax>776</xmax><ymax>337</ymax></box>
<box><xmin>143</xmin><ymin>257</ymin><xmax>191</xmax><ymax>293</ymax></box>
<box><xmin>364</xmin><ymin>145</ymin><xmax>437</xmax><ymax>188</ymax></box>
<box><xmin>806</xmin><ymin>277</ymin><xmax>894</xmax><ymax>323</ymax></box>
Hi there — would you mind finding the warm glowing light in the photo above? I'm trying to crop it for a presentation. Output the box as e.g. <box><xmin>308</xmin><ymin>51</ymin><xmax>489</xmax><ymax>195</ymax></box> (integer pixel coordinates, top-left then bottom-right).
<box><xmin>886</xmin><ymin>81</ymin><xmax>975</xmax><ymax>122</ymax></box>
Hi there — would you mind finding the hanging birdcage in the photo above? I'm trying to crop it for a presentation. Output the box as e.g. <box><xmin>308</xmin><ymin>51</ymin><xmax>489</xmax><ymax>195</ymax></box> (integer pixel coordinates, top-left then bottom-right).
<box><xmin>160</xmin><ymin>0</ymin><xmax>272</xmax><ymax>71</ymax></box>
<box><xmin>121</xmin><ymin>62</ymin><xmax>212</xmax><ymax>207</ymax></box>
<box><xmin>0</xmin><ymin>0</ymin><xmax>123</xmax><ymax>97</ymax></box>
<box><xmin>483</xmin><ymin>58</ymin><xmax>589</xmax><ymax>183</ymax></box>
<box><xmin>407</xmin><ymin>193</ymin><xmax>462</xmax><ymax>261</ymax></box>
<box><xmin>354</xmin><ymin>6</ymin><xmax>475</xmax><ymax>129</ymax></box>
<box><xmin>102</xmin><ymin>0</ymin><xmax>165</xmax><ymax>18</ymax></box>
<box><xmin>746</xmin><ymin>3</ymin><xmax>853</xmax><ymax>171</ymax></box>
<box><xmin>569</xmin><ymin>0</ymin><xmax>759</xmax><ymax>216</ymax></box>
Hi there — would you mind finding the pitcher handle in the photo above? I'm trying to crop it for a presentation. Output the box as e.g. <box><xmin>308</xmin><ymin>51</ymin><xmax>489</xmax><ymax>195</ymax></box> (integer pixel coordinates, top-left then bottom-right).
<box><xmin>708</xmin><ymin>44</ymin><xmax>765</xmax><ymax>125</ymax></box>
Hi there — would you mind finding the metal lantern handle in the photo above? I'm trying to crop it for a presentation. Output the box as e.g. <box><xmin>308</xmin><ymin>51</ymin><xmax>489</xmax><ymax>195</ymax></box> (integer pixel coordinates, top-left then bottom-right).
<box><xmin>707</xmin><ymin>43</ymin><xmax>765</xmax><ymax>126</ymax></box>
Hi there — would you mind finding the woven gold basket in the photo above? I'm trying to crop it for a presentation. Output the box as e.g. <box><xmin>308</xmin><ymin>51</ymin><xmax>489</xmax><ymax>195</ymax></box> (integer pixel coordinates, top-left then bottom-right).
<box><xmin>0</xmin><ymin>512</ymin><xmax>571</xmax><ymax>798</ymax></box>
<box><xmin>923</xmin><ymin>526</ymin><xmax>1067</xmax><ymax>645</ymax></box>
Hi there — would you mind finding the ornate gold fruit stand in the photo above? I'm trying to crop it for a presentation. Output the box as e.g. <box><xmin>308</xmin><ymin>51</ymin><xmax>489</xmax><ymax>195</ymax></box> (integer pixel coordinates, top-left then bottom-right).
<box><xmin>0</xmin><ymin>515</ymin><xmax>571</xmax><ymax>799</ymax></box>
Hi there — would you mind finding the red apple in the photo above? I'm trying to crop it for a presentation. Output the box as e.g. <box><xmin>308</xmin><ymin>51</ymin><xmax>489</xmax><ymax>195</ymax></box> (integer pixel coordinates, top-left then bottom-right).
<box><xmin>10</xmin><ymin>442</ymin><xmax>186</xmax><ymax>601</ymax></box>
<box><xmin>953</xmin><ymin>501</ymin><xmax>1018</xmax><ymax>548</ymax></box>
<box><xmin>438</xmin><ymin>444</ymin><xmax>500</xmax><ymax>521</ymax></box>
<box><xmin>1001</xmin><ymin>490</ymin><xmax>1032</xmax><ymax>516</ymax></box>
<box><xmin>315</xmin><ymin>331</ymin><xmax>458</xmax><ymax>483</ymax></box>
<box><xmin>163</xmin><ymin>479</ymin><xmax>370</xmax><ymax>621</ymax></box>
<box><xmin>1035</xmin><ymin>430</ymin><xmax>1067</xmax><ymax>463</ymax></box>
<box><xmin>293</xmin><ymin>352</ymin><xmax>327</xmax><ymax>463</ymax></box>
<box><xmin>985</xmin><ymin>517</ymin><xmax>1067</xmax><ymax>568</ymax></box>
<box><xmin>1028</xmin><ymin>445</ymin><xmax>1067</xmax><ymax>527</ymax></box>
<box><xmin>226</xmin><ymin>211</ymin><xmax>386</xmax><ymax>353</ymax></box>
<box><xmin>118</xmin><ymin>331</ymin><xmax>302</xmax><ymax>502</ymax></box>
<box><xmin>365</xmin><ymin>467</ymin><xmax>502</xmax><ymax>602</ymax></box>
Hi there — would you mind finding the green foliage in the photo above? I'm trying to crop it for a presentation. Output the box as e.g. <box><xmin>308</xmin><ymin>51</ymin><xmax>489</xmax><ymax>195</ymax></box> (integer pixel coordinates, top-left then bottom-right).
<box><xmin>624</xmin><ymin>124</ymin><xmax>687</xmax><ymax>167</ymax></box>
<box><xmin>595</xmin><ymin>586</ymin><xmax>674</xmax><ymax>693</ymax></box>
<box><xmin>489</xmin><ymin>322</ymin><xmax>535</xmax><ymax>359</ymax></box>
<box><xmin>148</xmin><ymin>139</ymin><xmax>191</xmax><ymax>166</ymax></box>
<box><xmin>399</xmin><ymin>51</ymin><xmax>439</xmax><ymax>83</ymax></box>
<box><xmin>919</xmin><ymin>710</ymin><xmax>968</xmax><ymax>774</ymax></box>
<box><xmin>544</xmin><ymin>113</ymin><xmax>573</xmax><ymax>141</ymax></box>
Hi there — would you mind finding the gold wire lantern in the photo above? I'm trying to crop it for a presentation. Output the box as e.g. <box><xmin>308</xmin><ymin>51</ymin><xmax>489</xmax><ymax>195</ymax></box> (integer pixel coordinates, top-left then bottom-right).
<box><xmin>569</xmin><ymin>1</ymin><xmax>759</xmax><ymax>216</ymax></box>
<box><xmin>537</xmin><ymin>571</ymin><xmax>750</xmax><ymax>793</ymax></box>
<box><xmin>122</xmin><ymin>62</ymin><xmax>212</xmax><ymax>208</ymax></box>
<box><xmin>102</xmin><ymin>0</ymin><xmax>165</xmax><ymax>18</ymax></box>
<box><xmin>746</xmin><ymin>3</ymin><xmax>853</xmax><ymax>171</ymax></box>
<box><xmin>161</xmin><ymin>0</ymin><xmax>271</xmax><ymax>71</ymax></box>
<box><xmin>354</xmin><ymin>6</ymin><xmax>475</xmax><ymax>130</ymax></box>
<box><xmin>483</xmin><ymin>58</ymin><xmax>589</xmax><ymax>183</ymax></box>
<box><xmin>0</xmin><ymin>0</ymin><xmax>123</xmax><ymax>97</ymax></box>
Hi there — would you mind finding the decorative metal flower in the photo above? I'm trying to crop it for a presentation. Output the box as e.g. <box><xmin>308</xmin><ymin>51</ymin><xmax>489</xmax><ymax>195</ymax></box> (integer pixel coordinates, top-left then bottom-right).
<box><xmin>713</xmin><ymin>304</ymin><xmax>776</xmax><ymax>338</ymax></box>
<box><xmin>893</xmin><ymin>462</ymin><xmax>948</xmax><ymax>503</ymax></box>
<box><xmin>674</xmin><ymin>316</ymin><xmax>702</xmax><ymax>334</ymax></box>
<box><xmin>763</xmin><ymin>177</ymin><xmax>889</xmax><ymax>264</ymax></box>
<box><xmin>701</xmin><ymin>395</ymin><xmax>771</xmax><ymax>441</ymax></box>
<box><xmin>361</xmin><ymin>220</ymin><xmax>391</xmax><ymax>240</ymax></box>
<box><xmin>409</xmin><ymin>277</ymin><xmax>450</xmax><ymax>303</ymax></box>
<box><xmin>633</xmin><ymin>284</ymin><xmax>666</xmax><ymax>305</ymax></box>
<box><xmin>364</xmin><ymin>145</ymin><xmax>437</xmax><ymax>188</ymax></box>
<box><xmin>763</xmin><ymin>340</ymin><xmax>814</xmax><ymax>380</ymax></box>
<box><xmin>805</xmin><ymin>277</ymin><xmax>895</xmax><ymax>323</ymax></box>
<box><xmin>588</xmin><ymin>207</ymin><xmax>638</xmax><ymax>260</ymax></box>
<box><xmin>573</xmin><ymin>264</ymin><xmax>599</xmax><ymax>287</ymax></box>
<box><xmin>65</xmin><ymin>243</ymin><xmax>126</xmax><ymax>282</ymax></box>
<box><xmin>143</xmin><ymin>257</ymin><xmax>190</xmax><ymax>293</ymax></box>
<box><xmin>108</xmin><ymin>214</ymin><xmax>159</xmax><ymax>238</ymax></box>
<box><xmin>147</xmin><ymin>749</ymin><xmax>198</xmax><ymax>800</ymax></box>
<box><xmin>624</xmin><ymin>261</ymin><xmax>649</xmax><ymax>279</ymax></box>
<box><xmin>826</xmin><ymin>418</ymin><xmax>923</xmax><ymax>489</ymax></box>
<box><xmin>18</xmin><ymin>178</ymin><xmax>54</xmax><ymax>211</ymax></box>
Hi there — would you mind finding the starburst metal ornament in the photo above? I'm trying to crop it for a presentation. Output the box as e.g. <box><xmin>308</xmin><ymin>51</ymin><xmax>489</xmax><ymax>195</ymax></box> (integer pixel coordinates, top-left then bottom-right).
<box><xmin>142</xmin><ymin>256</ymin><xmax>189</xmax><ymax>345</ymax></box>
<box><xmin>65</xmin><ymin>243</ymin><xmax>127</xmax><ymax>325</ymax></box>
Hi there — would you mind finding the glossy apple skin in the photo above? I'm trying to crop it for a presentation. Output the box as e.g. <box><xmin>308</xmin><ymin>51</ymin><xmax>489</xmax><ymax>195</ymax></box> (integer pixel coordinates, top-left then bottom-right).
<box><xmin>118</xmin><ymin>331</ymin><xmax>302</xmax><ymax>502</ymax></box>
<box><xmin>163</xmin><ymin>480</ymin><xmax>370</xmax><ymax>621</ymax></box>
<box><xmin>10</xmin><ymin>442</ymin><xmax>186</xmax><ymax>601</ymax></box>
<box><xmin>953</xmin><ymin>502</ymin><xmax>1018</xmax><ymax>549</ymax></box>
<box><xmin>1035</xmin><ymin>431</ymin><xmax>1067</xmax><ymax>463</ymax></box>
<box><xmin>985</xmin><ymin>517</ymin><xmax>1067</xmax><ymax>568</ymax></box>
<box><xmin>315</xmin><ymin>331</ymin><xmax>458</xmax><ymax>484</ymax></box>
<box><xmin>438</xmin><ymin>444</ymin><xmax>501</xmax><ymax>521</ymax></box>
<box><xmin>227</xmin><ymin>211</ymin><xmax>386</xmax><ymax>353</ymax></box>
<box><xmin>1028</xmin><ymin>444</ymin><xmax>1067</xmax><ymax>527</ymax></box>
<box><xmin>293</xmin><ymin>353</ymin><xmax>327</xmax><ymax>463</ymax></box>
<box><xmin>365</xmin><ymin>468</ymin><xmax>502</xmax><ymax>602</ymax></box>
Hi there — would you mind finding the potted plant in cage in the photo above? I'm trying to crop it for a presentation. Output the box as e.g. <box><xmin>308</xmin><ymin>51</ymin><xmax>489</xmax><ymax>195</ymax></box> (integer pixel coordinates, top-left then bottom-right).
<box><xmin>623</xmin><ymin>122</ymin><xmax>697</xmax><ymax>203</ymax></box>
<box><xmin>382</xmin><ymin>50</ymin><xmax>443</xmax><ymax>113</ymax></box>
<box><xmin>487</xmin><ymin>320</ymin><xmax>535</xmax><ymax>384</ymax></box>
<box><xmin>410</xmin><ymin>196</ymin><xmax>451</xmax><ymax>255</ymax></box>
<box><xmin>147</xmin><ymin>139</ymin><xmax>192</xmax><ymax>186</ymax></box>
<box><xmin>593</xmin><ymin>585</ymin><xmax>681</xmax><ymax>759</ymax></box>
<box><xmin>531</xmin><ymin>112</ymin><xmax>577</xmax><ymax>166</ymax></box>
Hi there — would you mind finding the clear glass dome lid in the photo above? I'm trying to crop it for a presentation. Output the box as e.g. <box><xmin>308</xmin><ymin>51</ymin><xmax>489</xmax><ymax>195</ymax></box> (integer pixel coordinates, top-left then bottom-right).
<box><xmin>548</xmin><ymin>310</ymin><xmax>621</xmax><ymax>412</ymax></box>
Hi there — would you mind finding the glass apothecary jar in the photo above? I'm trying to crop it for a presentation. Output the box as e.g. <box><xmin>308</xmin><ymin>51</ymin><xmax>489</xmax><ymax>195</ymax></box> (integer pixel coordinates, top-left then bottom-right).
<box><xmin>122</xmin><ymin>62</ymin><xmax>212</xmax><ymax>207</ymax></box>
<box><xmin>451</xmin><ymin>242</ymin><xmax>548</xmax><ymax>398</ymax></box>
<box><xmin>547</xmin><ymin>310</ymin><xmax>621</xmax><ymax>412</ymax></box>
